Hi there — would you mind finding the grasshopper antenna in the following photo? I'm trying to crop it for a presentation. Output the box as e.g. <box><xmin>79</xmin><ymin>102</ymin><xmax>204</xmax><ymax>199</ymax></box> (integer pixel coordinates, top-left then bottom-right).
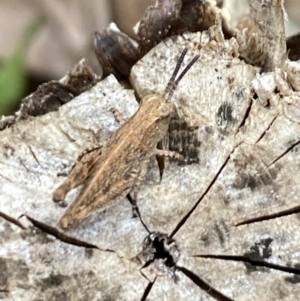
<box><xmin>163</xmin><ymin>48</ymin><xmax>188</xmax><ymax>97</ymax></box>
<box><xmin>163</xmin><ymin>48</ymin><xmax>200</xmax><ymax>101</ymax></box>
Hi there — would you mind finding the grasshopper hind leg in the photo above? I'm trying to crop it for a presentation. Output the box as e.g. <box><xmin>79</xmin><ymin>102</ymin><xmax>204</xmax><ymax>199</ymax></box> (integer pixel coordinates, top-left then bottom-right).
<box><xmin>127</xmin><ymin>160</ymin><xmax>151</xmax><ymax>233</ymax></box>
<box><xmin>53</xmin><ymin>145</ymin><xmax>102</xmax><ymax>204</ymax></box>
<box><xmin>127</xmin><ymin>160</ymin><xmax>149</xmax><ymax>217</ymax></box>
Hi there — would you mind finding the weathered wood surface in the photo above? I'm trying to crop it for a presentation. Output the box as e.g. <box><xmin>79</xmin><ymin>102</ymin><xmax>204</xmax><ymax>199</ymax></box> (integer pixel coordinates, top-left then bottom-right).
<box><xmin>1</xmin><ymin>1</ymin><xmax>300</xmax><ymax>300</ymax></box>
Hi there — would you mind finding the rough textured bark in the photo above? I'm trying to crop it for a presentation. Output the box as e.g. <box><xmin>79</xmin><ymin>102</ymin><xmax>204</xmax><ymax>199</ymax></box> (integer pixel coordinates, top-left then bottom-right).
<box><xmin>247</xmin><ymin>0</ymin><xmax>287</xmax><ymax>70</ymax></box>
<box><xmin>1</xmin><ymin>1</ymin><xmax>300</xmax><ymax>301</ymax></box>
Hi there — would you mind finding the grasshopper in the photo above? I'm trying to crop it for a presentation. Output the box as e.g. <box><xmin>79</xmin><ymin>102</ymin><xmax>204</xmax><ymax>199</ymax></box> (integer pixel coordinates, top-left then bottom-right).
<box><xmin>53</xmin><ymin>48</ymin><xmax>199</xmax><ymax>230</ymax></box>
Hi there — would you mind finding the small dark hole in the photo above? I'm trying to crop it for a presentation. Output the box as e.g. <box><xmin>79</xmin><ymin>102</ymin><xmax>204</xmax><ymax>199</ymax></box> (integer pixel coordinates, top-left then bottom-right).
<box><xmin>151</xmin><ymin>236</ymin><xmax>175</xmax><ymax>267</ymax></box>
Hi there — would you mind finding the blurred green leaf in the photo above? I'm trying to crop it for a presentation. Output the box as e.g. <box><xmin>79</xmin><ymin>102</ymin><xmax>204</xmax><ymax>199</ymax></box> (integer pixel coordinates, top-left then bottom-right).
<box><xmin>0</xmin><ymin>20</ymin><xmax>41</xmax><ymax>115</ymax></box>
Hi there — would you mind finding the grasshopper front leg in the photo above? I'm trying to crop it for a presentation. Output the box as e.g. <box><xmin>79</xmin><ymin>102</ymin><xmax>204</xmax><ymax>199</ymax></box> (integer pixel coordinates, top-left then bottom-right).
<box><xmin>110</xmin><ymin>108</ymin><xmax>127</xmax><ymax>125</ymax></box>
<box><xmin>130</xmin><ymin>149</ymin><xmax>182</xmax><ymax>204</ymax></box>
<box><xmin>53</xmin><ymin>144</ymin><xmax>102</xmax><ymax>203</ymax></box>
<box><xmin>129</xmin><ymin>149</ymin><xmax>182</xmax><ymax>214</ymax></box>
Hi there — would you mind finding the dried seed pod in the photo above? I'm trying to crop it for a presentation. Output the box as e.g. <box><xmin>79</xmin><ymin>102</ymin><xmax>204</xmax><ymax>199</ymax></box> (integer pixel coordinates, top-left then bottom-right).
<box><xmin>20</xmin><ymin>59</ymin><xmax>97</xmax><ymax>119</ymax></box>
<box><xmin>20</xmin><ymin>82</ymin><xmax>77</xmax><ymax>118</ymax></box>
<box><xmin>61</xmin><ymin>58</ymin><xmax>97</xmax><ymax>93</ymax></box>
<box><xmin>135</xmin><ymin>0</ymin><xmax>182</xmax><ymax>54</ymax></box>
<box><xmin>135</xmin><ymin>0</ymin><xmax>235</xmax><ymax>55</ymax></box>
<box><xmin>179</xmin><ymin>0</ymin><xmax>219</xmax><ymax>33</ymax></box>
<box><xmin>286</xmin><ymin>32</ymin><xmax>300</xmax><ymax>61</ymax></box>
<box><xmin>94</xmin><ymin>23</ymin><xmax>141</xmax><ymax>80</ymax></box>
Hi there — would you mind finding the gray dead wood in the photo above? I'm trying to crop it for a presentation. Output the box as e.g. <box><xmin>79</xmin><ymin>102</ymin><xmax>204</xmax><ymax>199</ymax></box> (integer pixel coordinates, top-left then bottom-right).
<box><xmin>246</xmin><ymin>0</ymin><xmax>287</xmax><ymax>71</ymax></box>
<box><xmin>1</xmin><ymin>3</ymin><xmax>300</xmax><ymax>301</ymax></box>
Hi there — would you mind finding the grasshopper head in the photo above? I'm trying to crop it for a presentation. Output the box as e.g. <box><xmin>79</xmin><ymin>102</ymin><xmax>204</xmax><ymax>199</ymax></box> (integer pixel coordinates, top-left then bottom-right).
<box><xmin>140</xmin><ymin>94</ymin><xmax>172</xmax><ymax>118</ymax></box>
<box><xmin>139</xmin><ymin>94</ymin><xmax>172</xmax><ymax>143</ymax></box>
<box><xmin>138</xmin><ymin>48</ymin><xmax>199</xmax><ymax>141</ymax></box>
<box><xmin>138</xmin><ymin>48</ymin><xmax>199</xmax><ymax>128</ymax></box>
<box><xmin>140</xmin><ymin>94</ymin><xmax>172</xmax><ymax>126</ymax></box>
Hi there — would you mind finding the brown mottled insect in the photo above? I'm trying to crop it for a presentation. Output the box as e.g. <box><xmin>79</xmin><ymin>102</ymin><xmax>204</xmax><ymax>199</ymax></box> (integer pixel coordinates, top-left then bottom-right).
<box><xmin>53</xmin><ymin>48</ymin><xmax>199</xmax><ymax>230</ymax></box>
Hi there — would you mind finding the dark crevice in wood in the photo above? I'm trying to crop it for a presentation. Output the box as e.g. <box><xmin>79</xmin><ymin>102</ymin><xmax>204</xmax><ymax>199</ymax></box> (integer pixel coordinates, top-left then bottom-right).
<box><xmin>193</xmin><ymin>254</ymin><xmax>300</xmax><ymax>276</ymax></box>
<box><xmin>27</xmin><ymin>144</ymin><xmax>41</xmax><ymax>166</ymax></box>
<box><xmin>126</xmin><ymin>193</ymin><xmax>137</xmax><ymax>213</ymax></box>
<box><xmin>169</xmin><ymin>144</ymin><xmax>241</xmax><ymax>238</ymax></box>
<box><xmin>56</xmin><ymin>124</ymin><xmax>78</xmax><ymax>144</ymax></box>
<box><xmin>268</xmin><ymin>139</ymin><xmax>300</xmax><ymax>167</ymax></box>
<box><xmin>141</xmin><ymin>232</ymin><xmax>180</xmax><ymax>276</ymax></box>
<box><xmin>176</xmin><ymin>266</ymin><xmax>234</xmax><ymax>301</ymax></box>
<box><xmin>19</xmin><ymin>160</ymin><xmax>30</xmax><ymax>172</ymax></box>
<box><xmin>0</xmin><ymin>211</ymin><xmax>26</xmax><ymax>229</ymax></box>
<box><xmin>237</xmin><ymin>97</ymin><xmax>253</xmax><ymax>130</ymax></box>
<box><xmin>255</xmin><ymin>114</ymin><xmax>278</xmax><ymax>145</ymax></box>
<box><xmin>238</xmin><ymin>54</ymin><xmax>255</xmax><ymax>66</ymax></box>
<box><xmin>141</xmin><ymin>232</ymin><xmax>179</xmax><ymax>281</ymax></box>
<box><xmin>140</xmin><ymin>277</ymin><xmax>156</xmax><ymax>301</ymax></box>
<box><xmin>0</xmin><ymin>173</ymin><xmax>14</xmax><ymax>183</ymax></box>
<box><xmin>21</xmin><ymin>215</ymin><xmax>114</xmax><ymax>251</ymax></box>
<box><xmin>140</xmin><ymin>260</ymin><xmax>152</xmax><ymax>270</ymax></box>
<box><xmin>234</xmin><ymin>204</ymin><xmax>300</xmax><ymax>226</ymax></box>
<box><xmin>138</xmin><ymin>264</ymin><xmax>156</xmax><ymax>285</ymax></box>
<box><xmin>127</xmin><ymin>194</ymin><xmax>151</xmax><ymax>233</ymax></box>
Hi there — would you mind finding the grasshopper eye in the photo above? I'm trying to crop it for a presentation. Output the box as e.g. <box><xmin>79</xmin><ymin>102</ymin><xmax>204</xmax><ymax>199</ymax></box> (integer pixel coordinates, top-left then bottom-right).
<box><xmin>159</xmin><ymin>103</ymin><xmax>171</xmax><ymax>117</ymax></box>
